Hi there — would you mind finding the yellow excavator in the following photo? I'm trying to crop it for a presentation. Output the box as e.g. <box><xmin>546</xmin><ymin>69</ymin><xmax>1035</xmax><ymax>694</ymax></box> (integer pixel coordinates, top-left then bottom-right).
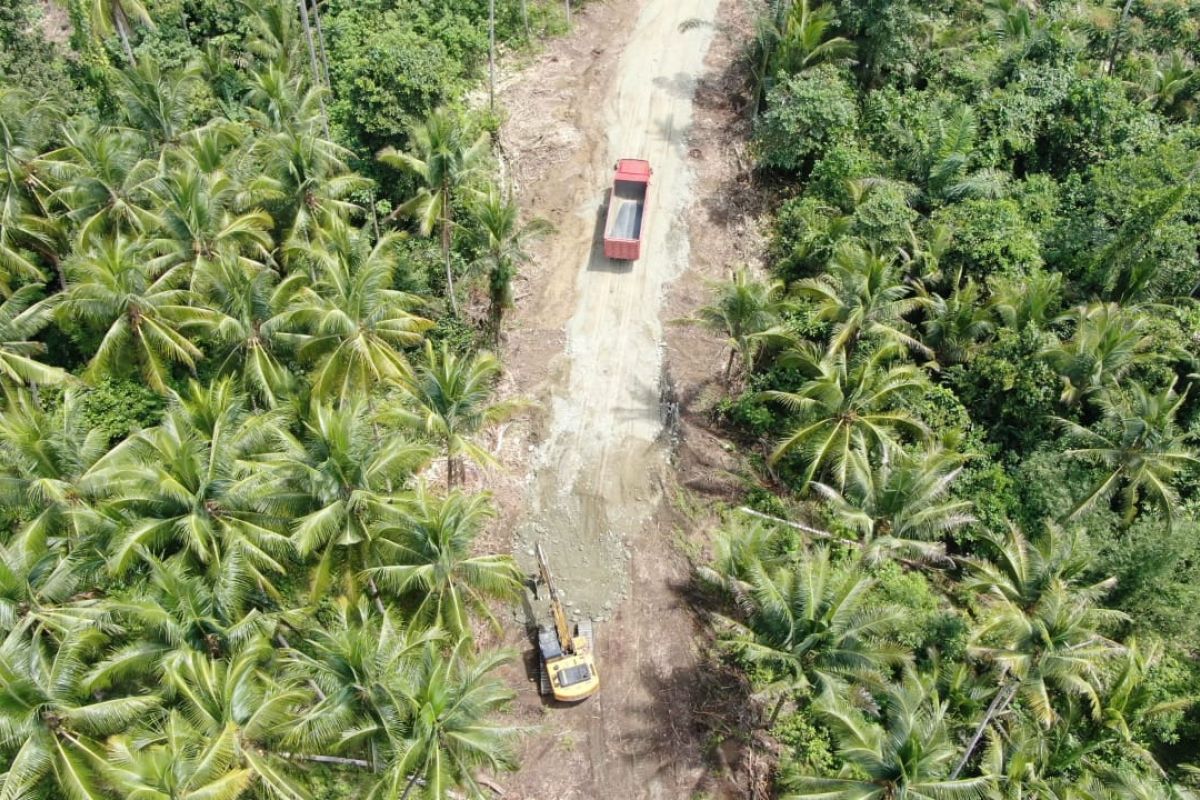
<box><xmin>535</xmin><ymin>543</ymin><xmax>600</xmax><ymax>702</ymax></box>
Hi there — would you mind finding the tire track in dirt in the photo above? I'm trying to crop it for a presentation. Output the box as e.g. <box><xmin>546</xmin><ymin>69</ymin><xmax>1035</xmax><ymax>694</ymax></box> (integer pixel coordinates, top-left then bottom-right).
<box><xmin>494</xmin><ymin>0</ymin><xmax>725</xmax><ymax>797</ymax></box>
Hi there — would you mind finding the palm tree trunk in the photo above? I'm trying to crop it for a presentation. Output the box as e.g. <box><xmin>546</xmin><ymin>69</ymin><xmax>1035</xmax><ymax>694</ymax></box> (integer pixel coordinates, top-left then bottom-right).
<box><xmin>724</xmin><ymin>348</ymin><xmax>736</xmax><ymax>388</ymax></box>
<box><xmin>767</xmin><ymin>693</ymin><xmax>788</xmax><ymax>727</ymax></box>
<box><xmin>441</xmin><ymin>186</ymin><xmax>458</xmax><ymax>315</ymax></box>
<box><xmin>488</xmin><ymin>0</ymin><xmax>497</xmax><ymax>113</ymax></box>
<box><xmin>111</xmin><ymin>1</ymin><xmax>136</xmax><ymax>65</ymax></box>
<box><xmin>1106</xmin><ymin>0</ymin><xmax>1136</xmax><ymax>75</ymax></box>
<box><xmin>296</xmin><ymin>0</ymin><xmax>331</xmax><ymax>140</ymax></box>
<box><xmin>950</xmin><ymin>679</ymin><xmax>1018</xmax><ymax>779</ymax></box>
<box><xmin>564</xmin><ymin>0</ymin><xmax>571</xmax><ymax>25</ymax></box>
<box><xmin>521</xmin><ymin>0</ymin><xmax>530</xmax><ymax>39</ymax></box>
<box><xmin>311</xmin><ymin>0</ymin><xmax>332</xmax><ymax>90</ymax></box>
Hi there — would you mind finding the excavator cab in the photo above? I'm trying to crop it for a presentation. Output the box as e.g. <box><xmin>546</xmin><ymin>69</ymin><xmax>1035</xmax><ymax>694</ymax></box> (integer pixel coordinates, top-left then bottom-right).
<box><xmin>534</xmin><ymin>544</ymin><xmax>600</xmax><ymax>702</ymax></box>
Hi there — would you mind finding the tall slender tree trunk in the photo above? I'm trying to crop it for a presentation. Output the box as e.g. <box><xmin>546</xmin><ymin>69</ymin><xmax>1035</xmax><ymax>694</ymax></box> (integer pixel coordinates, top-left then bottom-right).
<box><xmin>488</xmin><ymin>0</ymin><xmax>497</xmax><ymax>113</ymax></box>
<box><xmin>521</xmin><ymin>0</ymin><xmax>530</xmax><ymax>39</ymax></box>
<box><xmin>111</xmin><ymin>1</ymin><xmax>136</xmax><ymax>65</ymax></box>
<box><xmin>1106</xmin><ymin>0</ymin><xmax>1136</xmax><ymax>75</ymax></box>
<box><xmin>442</xmin><ymin>184</ymin><xmax>458</xmax><ymax>315</ymax></box>
<box><xmin>311</xmin><ymin>0</ymin><xmax>332</xmax><ymax>90</ymax></box>
<box><xmin>296</xmin><ymin>0</ymin><xmax>331</xmax><ymax>140</ymax></box>
<box><xmin>951</xmin><ymin>679</ymin><xmax>1018</xmax><ymax>779</ymax></box>
<box><xmin>724</xmin><ymin>348</ymin><xmax>736</xmax><ymax>388</ymax></box>
<box><xmin>564</xmin><ymin>0</ymin><xmax>571</xmax><ymax>25</ymax></box>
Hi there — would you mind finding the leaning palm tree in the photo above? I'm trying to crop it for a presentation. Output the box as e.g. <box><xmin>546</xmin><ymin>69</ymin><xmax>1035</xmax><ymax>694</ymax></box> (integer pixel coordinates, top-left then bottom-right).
<box><xmin>1042</xmin><ymin>303</ymin><xmax>1155</xmax><ymax>407</ymax></box>
<box><xmin>269</xmin><ymin>401</ymin><xmax>434</xmax><ymax>605</ymax></box>
<box><xmin>0</xmin><ymin>285</ymin><xmax>68</xmax><ymax>386</ymax></box>
<box><xmin>683</xmin><ymin>266</ymin><xmax>792</xmax><ymax>388</ymax></box>
<box><xmin>951</xmin><ymin>523</ymin><xmax>1127</xmax><ymax>778</ymax></box>
<box><xmin>703</xmin><ymin>545</ymin><xmax>908</xmax><ymax>725</ymax></box>
<box><xmin>468</xmin><ymin>185</ymin><xmax>552</xmax><ymax>338</ymax></box>
<box><xmin>378</xmin><ymin>109</ymin><xmax>491</xmax><ymax>315</ymax></box>
<box><xmin>784</xmin><ymin>672</ymin><xmax>990</xmax><ymax>800</ymax></box>
<box><xmin>102</xmin><ymin>711</ymin><xmax>255</xmax><ymax>800</ymax></box>
<box><xmin>1057</xmin><ymin>380</ymin><xmax>1199</xmax><ymax>524</ymax></box>
<box><xmin>163</xmin><ymin>639</ymin><xmax>311</xmax><ymax>800</ymax></box>
<box><xmin>282</xmin><ymin>597</ymin><xmax>444</xmax><ymax>767</ymax></box>
<box><xmin>763</xmin><ymin>341</ymin><xmax>930</xmax><ymax>490</ymax></box>
<box><xmin>366</xmin><ymin>486</ymin><xmax>523</xmax><ymax>639</ymax></box>
<box><xmin>383</xmin><ymin>341</ymin><xmax>522</xmax><ymax>488</ymax></box>
<box><xmin>812</xmin><ymin>445</ymin><xmax>974</xmax><ymax>564</ymax></box>
<box><xmin>280</xmin><ymin>224</ymin><xmax>433</xmax><ymax>404</ymax></box>
<box><xmin>369</xmin><ymin>639</ymin><xmax>520</xmax><ymax>800</ymax></box>
<box><xmin>0</xmin><ymin>624</ymin><xmax>161</xmax><ymax>800</ymax></box>
<box><xmin>795</xmin><ymin>240</ymin><xmax>928</xmax><ymax>358</ymax></box>
<box><xmin>59</xmin><ymin>236</ymin><xmax>220</xmax><ymax>392</ymax></box>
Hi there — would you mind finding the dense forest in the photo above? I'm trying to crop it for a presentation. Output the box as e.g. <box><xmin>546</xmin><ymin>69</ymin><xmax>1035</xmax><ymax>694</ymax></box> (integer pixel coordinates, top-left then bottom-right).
<box><xmin>0</xmin><ymin>1</ymin><xmax>563</xmax><ymax>798</ymax></box>
<box><xmin>693</xmin><ymin>0</ymin><xmax>1200</xmax><ymax>797</ymax></box>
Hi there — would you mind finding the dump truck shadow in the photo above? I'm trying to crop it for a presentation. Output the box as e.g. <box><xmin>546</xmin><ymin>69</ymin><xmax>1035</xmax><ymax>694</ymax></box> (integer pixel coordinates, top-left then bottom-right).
<box><xmin>586</xmin><ymin>189</ymin><xmax>634</xmax><ymax>274</ymax></box>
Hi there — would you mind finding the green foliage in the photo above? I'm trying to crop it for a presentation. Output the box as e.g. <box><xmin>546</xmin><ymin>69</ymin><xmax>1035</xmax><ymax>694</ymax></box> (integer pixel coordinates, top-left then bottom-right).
<box><xmin>78</xmin><ymin>377</ymin><xmax>167</xmax><ymax>440</ymax></box>
<box><xmin>754</xmin><ymin>65</ymin><xmax>858</xmax><ymax>174</ymax></box>
<box><xmin>931</xmin><ymin>198</ymin><xmax>1043</xmax><ymax>279</ymax></box>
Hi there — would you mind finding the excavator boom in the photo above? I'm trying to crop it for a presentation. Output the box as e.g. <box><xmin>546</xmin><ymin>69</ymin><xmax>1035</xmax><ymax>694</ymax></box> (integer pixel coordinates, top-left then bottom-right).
<box><xmin>536</xmin><ymin>543</ymin><xmax>573</xmax><ymax>653</ymax></box>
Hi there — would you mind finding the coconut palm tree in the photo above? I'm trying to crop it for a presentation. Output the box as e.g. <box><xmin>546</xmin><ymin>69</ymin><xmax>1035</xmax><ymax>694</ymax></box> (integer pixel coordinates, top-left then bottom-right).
<box><xmin>369</xmin><ymin>639</ymin><xmax>519</xmax><ymax>800</ymax></box>
<box><xmin>382</xmin><ymin>341</ymin><xmax>521</xmax><ymax>488</ymax></box>
<box><xmin>763</xmin><ymin>341</ymin><xmax>930</xmax><ymax>490</ymax></box>
<box><xmin>282</xmin><ymin>597</ymin><xmax>443</xmax><ymax>767</ymax></box>
<box><xmin>59</xmin><ymin>236</ymin><xmax>220</xmax><ymax>392</ymax></box>
<box><xmin>468</xmin><ymin>185</ymin><xmax>551</xmax><ymax>339</ymax></box>
<box><xmin>1057</xmin><ymin>380</ymin><xmax>1199</xmax><ymax>524</ymax></box>
<box><xmin>0</xmin><ymin>388</ymin><xmax>106</xmax><ymax>558</ymax></box>
<box><xmin>918</xmin><ymin>272</ymin><xmax>993</xmax><ymax>365</ymax></box>
<box><xmin>0</xmin><ymin>624</ymin><xmax>161</xmax><ymax>800</ymax></box>
<box><xmin>84</xmin><ymin>379</ymin><xmax>292</xmax><ymax>611</ymax></box>
<box><xmin>0</xmin><ymin>88</ymin><xmax>61</xmax><ymax>290</ymax></box>
<box><xmin>1042</xmin><ymin>303</ymin><xmax>1154</xmax><ymax>407</ymax></box>
<box><xmin>366</xmin><ymin>486</ymin><xmax>523</xmax><ymax>639</ymax></box>
<box><xmin>162</xmin><ymin>639</ymin><xmax>311</xmax><ymax>800</ymax></box>
<box><xmin>795</xmin><ymin>241</ymin><xmax>928</xmax><ymax>358</ymax></box>
<box><xmin>101</xmin><ymin>710</ymin><xmax>256</xmax><ymax>800</ymax></box>
<box><xmin>269</xmin><ymin>401</ymin><xmax>433</xmax><ymax>605</ymax></box>
<box><xmin>195</xmin><ymin>257</ymin><xmax>301</xmax><ymax>408</ymax></box>
<box><xmin>812</xmin><ymin>445</ymin><xmax>974</xmax><ymax>564</ymax></box>
<box><xmin>784</xmin><ymin>672</ymin><xmax>990</xmax><ymax>800</ymax></box>
<box><xmin>279</xmin><ymin>225</ymin><xmax>433</xmax><ymax>404</ymax></box>
<box><xmin>772</xmin><ymin>0</ymin><xmax>856</xmax><ymax>75</ymax></box>
<box><xmin>0</xmin><ymin>285</ymin><xmax>68</xmax><ymax>387</ymax></box>
<box><xmin>988</xmin><ymin>269</ymin><xmax>1062</xmax><ymax>333</ymax></box>
<box><xmin>704</xmin><ymin>545</ymin><xmax>908</xmax><ymax>725</ymax></box>
<box><xmin>86</xmin><ymin>554</ymin><xmax>281</xmax><ymax>690</ymax></box>
<box><xmin>145</xmin><ymin>160</ymin><xmax>274</xmax><ymax>285</ymax></box>
<box><xmin>116</xmin><ymin>58</ymin><xmax>203</xmax><ymax>146</ymax></box>
<box><xmin>684</xmin><ymin>266</ymin><xmax>792</xmax><ymax>388</ymax></box>
<box><xmin>951</xmin><ymin>523</ymin><xmax>1127</xmax><ymax>778</ymax></box>
<box><xmin>378</xmin><ymin>109</ymin><xmax>491</xmax><ymax>316</ymax></box>
<box><xmin>42</xmin><ymin>120</ymin><xmax>157</xmax><ymax>246</ymax></box>
<box><xmin>252</xmin><ymin>125</ymin><xmax>369</xmax><ymax>248</ymax></box>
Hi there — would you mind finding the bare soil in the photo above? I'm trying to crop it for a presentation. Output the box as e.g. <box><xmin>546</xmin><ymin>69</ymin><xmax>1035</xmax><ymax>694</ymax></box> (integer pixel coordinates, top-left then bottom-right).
<box><xmin>484</xmin><ymin>0</ymin><xmax>767</xmax><ymax>797</ymax></box>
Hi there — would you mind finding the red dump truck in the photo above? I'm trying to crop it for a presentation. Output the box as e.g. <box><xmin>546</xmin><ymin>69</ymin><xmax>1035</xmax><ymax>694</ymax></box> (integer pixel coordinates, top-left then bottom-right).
<box><xmin>603</xmin><ymin>159</ymin><xmax>652</xmax><ymax>260</ymax></box>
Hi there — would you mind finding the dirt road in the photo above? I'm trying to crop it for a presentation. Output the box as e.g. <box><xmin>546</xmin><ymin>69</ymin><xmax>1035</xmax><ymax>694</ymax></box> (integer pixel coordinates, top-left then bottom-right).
<box><xmin>491</xmin><ymin>0</ymin><xmax>737</xmax><ymax>797</ymax></box>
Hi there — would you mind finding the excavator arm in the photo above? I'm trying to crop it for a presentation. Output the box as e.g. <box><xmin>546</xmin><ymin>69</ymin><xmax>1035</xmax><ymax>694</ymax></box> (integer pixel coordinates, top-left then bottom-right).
<box><xmin>536</xmin><ymin>543</ymin><xmax>574</xmax><ymax>654</ymax></box>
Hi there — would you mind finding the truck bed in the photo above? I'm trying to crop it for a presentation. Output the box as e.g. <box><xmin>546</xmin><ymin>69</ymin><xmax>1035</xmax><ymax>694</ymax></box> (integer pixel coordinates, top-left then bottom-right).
<box><xmin>605</xmin><ymin>180</ymin><xmax>646</xmax><ymax>241</ymax></box>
